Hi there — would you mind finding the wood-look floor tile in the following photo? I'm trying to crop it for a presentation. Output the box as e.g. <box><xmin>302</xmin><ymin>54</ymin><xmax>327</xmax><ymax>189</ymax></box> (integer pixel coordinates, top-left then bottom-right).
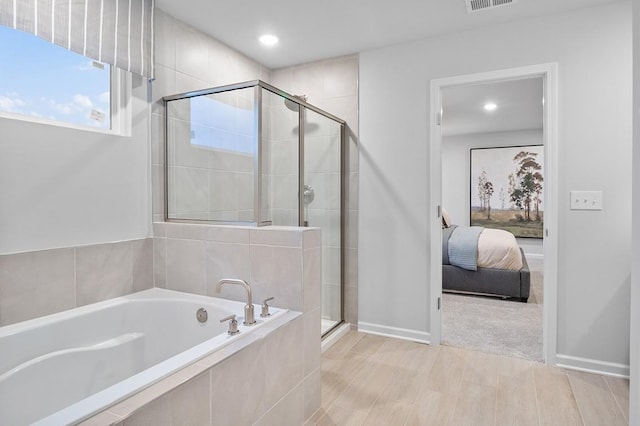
<box><xmin>423</xmin><ymin>345</ymin><xmax>468</xmax><ymax>395</ymax></box>
<box><xmin>349</xmin><ymin>333</ymin><xmax>388</xmax><ymax>357</ymax></box>
<box><xmin>462</xmin><ymin>350</ymin><xmax>501</xmax><ymax>388</ymax></box>
<box><xmin>407</xmin><ymin>388</ymin><xmax>457</xmax><ymax>426</ymax></box>
<box><xmin>316</xmin><ymin>403</ymin><xmax>368</xmax><ymax>426</ymax></box>
<box><xmin>605</xmin><ymin>376</ymin><xmax>630</xmax><ymax>423</ymax></box>
<box><xmin>496</xmin><ymin>370</ymin><xmax>539</xmax><ymax>425</ymax></box>
<box><xmin>568</xmin><ymin>370</ymin><xmax>627</xmax><ymax>426</ymax></box>
<box><xmin>361</xmin><ymin>399</ymin><xmax>413</xmax><ymax>426</ymax></box>
<box><xmin>449</xmin><ymin>382</ymin><xmax>497</xmax><ymax>426</ymax></box>
<box><xmin>321</xmin><ymin>353</ymin><xmax>369</xmax><ymax>409</ymax></box>
<box><xmin>534</xmin><ymin>367</ymin><xmax>583</xmax><ymax>425</ymax></box>
<box><xmin>324</xmin><ymin>331</ymin><xmax>364</xmax><ymax>359</ymax></box>
<box><xmin>331</xmin><ymin>361</ymin><xmax>397</xmax><ymax>412</ymax></box>
<box><xmin>379</xmin><ymin>369</ymin><xmax>429</xmax><ymax>405</ymax></box>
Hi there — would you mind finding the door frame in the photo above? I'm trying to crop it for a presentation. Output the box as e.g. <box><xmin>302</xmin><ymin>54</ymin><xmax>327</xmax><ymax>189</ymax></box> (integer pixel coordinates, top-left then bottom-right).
<box><xmin>429</xmin><ymin>63</ymin><xmax>559</xmax><ymax>364</ymax></box>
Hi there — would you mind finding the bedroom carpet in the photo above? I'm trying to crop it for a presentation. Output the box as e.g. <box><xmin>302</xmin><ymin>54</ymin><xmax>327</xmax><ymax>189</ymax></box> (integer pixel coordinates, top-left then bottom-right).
<box><xmin>442</xmin><ymin>258</ymin><xmax>544</xmax><ymax>362</ymax></box>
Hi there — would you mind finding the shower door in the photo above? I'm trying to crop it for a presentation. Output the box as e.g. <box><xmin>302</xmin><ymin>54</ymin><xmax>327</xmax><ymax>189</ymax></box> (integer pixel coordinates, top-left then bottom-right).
<box><xmin>303</xmin><ymin>109</ymin><xmax>343</xmax><ymax>335</ymax></box>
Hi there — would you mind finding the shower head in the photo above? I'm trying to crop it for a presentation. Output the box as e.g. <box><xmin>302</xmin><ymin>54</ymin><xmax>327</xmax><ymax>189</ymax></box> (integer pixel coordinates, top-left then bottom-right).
<box><xmin>284</xmin><ymin>94</ymin><xmax>308</xmax><ymax>111</ymax></box>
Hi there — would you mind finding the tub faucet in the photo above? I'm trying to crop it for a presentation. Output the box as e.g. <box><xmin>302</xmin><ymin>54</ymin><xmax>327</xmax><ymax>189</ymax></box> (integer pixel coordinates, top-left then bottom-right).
<box><xmin>215</xmin><ymin>279</ymin><xmax>256</xmax><ymax>325</ymax></box>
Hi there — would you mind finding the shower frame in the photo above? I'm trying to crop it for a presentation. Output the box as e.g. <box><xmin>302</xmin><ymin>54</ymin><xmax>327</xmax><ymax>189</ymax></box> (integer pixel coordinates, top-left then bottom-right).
<box><xmin>162</xmin><ymin>80</ymin><xmax>347</xmax><ymax>336</ymax></box>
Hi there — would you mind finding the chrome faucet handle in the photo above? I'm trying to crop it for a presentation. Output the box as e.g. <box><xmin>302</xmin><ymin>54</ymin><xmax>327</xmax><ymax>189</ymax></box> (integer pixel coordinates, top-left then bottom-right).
<box><xmin>261</xmin><ymin>297</ymin><xmax>274</xmax><ymax>317</ymax></box>
<box><xmin>220</xmin><ymin>314</ymin><xmax>240</xmax><ymax>335</ymax></box>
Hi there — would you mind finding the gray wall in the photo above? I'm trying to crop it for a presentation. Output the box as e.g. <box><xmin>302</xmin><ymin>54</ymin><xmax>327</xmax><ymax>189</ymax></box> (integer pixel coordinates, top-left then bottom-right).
<box><xmin>0</xmin><ymin>76</ymin><xmax>151</xmax><ymax>255</ymax></box>
<box><xmin>630</xmin><ymin>0</ymin><xmax>639</xmax><ymax>421</ymax></box>
<box><xmin>359</xmin><ymin>2</ymin><xmax>632</xmax><ymax>370</ymax></box>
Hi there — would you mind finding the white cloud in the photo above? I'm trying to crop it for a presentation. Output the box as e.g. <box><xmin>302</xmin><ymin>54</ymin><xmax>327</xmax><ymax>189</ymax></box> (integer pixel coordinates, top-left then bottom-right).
<box><xmin>0</xmin><ymin>95</ymin><xmax>26</xmax><ymax>113</ymax></box>
<box><xmin>73</xmin><ymin>94</ymin><xmax>93</xmax><ymax>109</ymax></box>
<box><xmin>98</xmin><ymin>91</ymin><xmax>110</xmax><ymax>104</ymax></box>
<box><xmin>46</xmin><ymin>98</ymin><xmax>75</xmax><ymax>115</ymax></box>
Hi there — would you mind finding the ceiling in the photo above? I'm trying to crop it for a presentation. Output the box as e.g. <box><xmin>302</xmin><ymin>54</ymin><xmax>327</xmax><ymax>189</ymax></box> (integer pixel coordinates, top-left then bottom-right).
<box><xmin>155</xmin><ymin>0</ymin><xmax>620</xmax><ymax>69</ymax></box>
<box><xmin>441</xmin><ymin>77</ymin><xmax>543</xmax><ymax>136</ymax></box>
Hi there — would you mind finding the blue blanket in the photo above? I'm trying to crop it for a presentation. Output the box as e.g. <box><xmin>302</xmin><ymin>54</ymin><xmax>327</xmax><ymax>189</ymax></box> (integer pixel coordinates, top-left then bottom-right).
<box><xmin>447</xmin><ymin>226</ymin><xmax>484</xmax><ymax>271</ymax></box>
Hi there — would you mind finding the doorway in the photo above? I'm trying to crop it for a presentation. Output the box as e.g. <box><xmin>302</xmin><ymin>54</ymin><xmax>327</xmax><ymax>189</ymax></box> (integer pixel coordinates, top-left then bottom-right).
<box><xmin>429</xmin><ymin>64</ymin><xmax>558</xmax><ymax>364</ymax></box>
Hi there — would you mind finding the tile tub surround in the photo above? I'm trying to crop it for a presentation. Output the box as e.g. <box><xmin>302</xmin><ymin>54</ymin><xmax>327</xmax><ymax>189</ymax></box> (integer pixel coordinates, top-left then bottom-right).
<box><xmin>80</xmin><ymin>311</ymin><xmax>321</xmax><ymax>425</ymax></box>
<box><xmin>152</xmin><ymin>222</ymin><xmax>322</xmax><ymax>423</ymax></box>
<box><xmin>0</xmin><ymin>238</ymin><xmax>153</xmax><ymax>326</ymax></box>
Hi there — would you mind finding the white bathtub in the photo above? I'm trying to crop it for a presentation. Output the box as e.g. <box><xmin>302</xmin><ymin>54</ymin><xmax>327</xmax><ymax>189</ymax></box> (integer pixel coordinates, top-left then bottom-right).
<box><xmin>0</xmin><ymin>288</ymin><xmax>286</xmax><ymax>425</ymax></box>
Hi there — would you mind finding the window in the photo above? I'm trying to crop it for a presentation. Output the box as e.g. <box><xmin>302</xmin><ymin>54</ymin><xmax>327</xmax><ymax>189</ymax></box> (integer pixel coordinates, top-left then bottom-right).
<box><xmin>0</xmin><ymin>26</ymin><xmax>112</xmax><ymax>130</ymax></box>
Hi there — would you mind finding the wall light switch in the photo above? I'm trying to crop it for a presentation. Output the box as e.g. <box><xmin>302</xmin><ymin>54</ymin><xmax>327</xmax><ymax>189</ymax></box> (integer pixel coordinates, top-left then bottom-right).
<box><xmin>570</xmin><ymin>191</ymin><xmax>603</xmax><ymax>210</ymax></box>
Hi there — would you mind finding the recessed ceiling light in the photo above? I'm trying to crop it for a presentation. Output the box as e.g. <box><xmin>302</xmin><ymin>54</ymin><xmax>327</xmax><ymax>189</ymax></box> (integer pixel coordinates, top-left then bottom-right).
<box><xmin>259</xmin><ymin>34</ymin><xmax>279</xmax><ymax>47</ymax></box>
<box><xmin>483</xmin><ymin>102</ymin><xmax>497</xmax><ymax>111</ymax></box>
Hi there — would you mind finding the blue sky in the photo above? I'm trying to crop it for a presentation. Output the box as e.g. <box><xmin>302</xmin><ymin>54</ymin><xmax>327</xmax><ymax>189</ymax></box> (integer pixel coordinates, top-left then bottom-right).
<box><xmin>0</xmin><ymin>25</ymin><xmax>110</xmax><ymax>129</ymax></box>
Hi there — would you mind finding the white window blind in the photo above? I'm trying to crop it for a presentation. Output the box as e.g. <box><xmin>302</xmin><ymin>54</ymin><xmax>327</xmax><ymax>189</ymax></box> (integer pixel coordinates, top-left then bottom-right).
<box><xmin>0</xmin><ymin>0</ymin><xmax>154</xmax><ymax>78</ymax></box>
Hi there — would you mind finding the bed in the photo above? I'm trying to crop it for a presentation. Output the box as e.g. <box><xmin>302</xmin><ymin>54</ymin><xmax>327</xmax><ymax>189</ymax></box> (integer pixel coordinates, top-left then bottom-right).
<box><xmin>442</xmin><ymin>224</ymin><xmax>531</xmax><ymax>302</ymax></box>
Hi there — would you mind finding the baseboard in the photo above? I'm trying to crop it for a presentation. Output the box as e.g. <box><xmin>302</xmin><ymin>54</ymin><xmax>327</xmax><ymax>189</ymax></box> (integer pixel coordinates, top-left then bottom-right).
<box><xmin>357</xmin><ymin>321</ymin><xmax>430</xmax><ymax>344</ymax></box>
<box><xmin>524</xmin><ymin>253</ymin><xmax>544</xmax><ymax>260</ymax></box>
<box><xmin>321</xmin><ymin>323</ymin><xmax>351</xmax><ymax>353</ymax></box>
<box><xmin>555</xmin><ymin>354</ymin><xmax>630</xmax><ymax>378</ymax></box>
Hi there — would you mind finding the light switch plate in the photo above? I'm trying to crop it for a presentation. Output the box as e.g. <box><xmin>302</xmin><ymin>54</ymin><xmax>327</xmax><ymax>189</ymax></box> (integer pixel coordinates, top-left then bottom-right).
<box><xmin>570</xmin><ymin>191</ymin><xmax>603</xmax><ymax>210</ymax></box>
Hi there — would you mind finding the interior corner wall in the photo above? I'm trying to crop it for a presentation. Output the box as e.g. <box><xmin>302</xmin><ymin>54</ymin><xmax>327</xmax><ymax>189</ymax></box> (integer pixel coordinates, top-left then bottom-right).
<box><xmin>0</xmin><ymin>75</ymin><xmax>151</xmax><ymax>255</ymax></box>
<box><xmin>359</xmin><ymin>1</ymin><xmax>632</xmax><ymax>367</ymax></box>
<box><xmin>630</xmin><ymin>0</ymin><xmax>639</xmax><ymax>421</ymax></box>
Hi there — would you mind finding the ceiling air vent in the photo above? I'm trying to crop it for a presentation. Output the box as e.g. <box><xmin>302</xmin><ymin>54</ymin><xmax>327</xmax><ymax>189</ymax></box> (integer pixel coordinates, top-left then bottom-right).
<box><xmin>466</xmin><ymin>0</ymin><xmax>516</xmax><ymax>13</ymax></box>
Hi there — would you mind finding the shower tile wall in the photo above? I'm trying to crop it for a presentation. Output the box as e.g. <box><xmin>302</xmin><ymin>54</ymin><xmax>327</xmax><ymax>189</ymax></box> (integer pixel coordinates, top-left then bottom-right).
<box><xmin>152</xmin><ymin>8</ymin><xmax>270</xmax><ymax>223</ymax></box>
<box><xmin>271</xmin><ymin>56</ymin><xmax>360</xmax><ymax>325</ymax></box>
<box><xmin>0</xmin><ymin>239</ymin><xmax>153</xmax><ymax>326</ymax></box>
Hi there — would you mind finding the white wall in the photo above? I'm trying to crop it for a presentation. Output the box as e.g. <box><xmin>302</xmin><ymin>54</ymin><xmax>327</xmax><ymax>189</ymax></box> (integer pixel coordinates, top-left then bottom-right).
<box><xmin>442</xmin><ymin>130</ymin><xmax>544</xmax><ymax>257</ymax></box>
<box><xmin>0</xmin><ymin>76</ymin><xmax>151</xmax><ymax>255</ymax></box>
<box><xmin>359</xmin><ymin>1</ymin><xmax>632</xmax><ymax>368</ymax></box>
<box><xmin>630</xmin><ymin>0</ymin><xmax>639</xmax><ymax>421</ymax></box>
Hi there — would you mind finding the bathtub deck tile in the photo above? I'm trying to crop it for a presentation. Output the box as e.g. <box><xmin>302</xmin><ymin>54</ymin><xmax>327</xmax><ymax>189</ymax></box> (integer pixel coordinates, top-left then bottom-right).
<box><xmin>78</xmin><ymin>410</ymin><xmax>123</xmax><ymax>426</ymax></box>
<box><xmin>109</xmin><ymin>363</ymin><xmax>207</xmax><ymax>418</ymax></box>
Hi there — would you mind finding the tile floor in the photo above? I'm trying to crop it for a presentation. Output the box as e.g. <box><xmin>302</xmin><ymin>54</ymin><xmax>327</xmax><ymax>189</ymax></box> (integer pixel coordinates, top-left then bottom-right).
<box><xmin>310</xmin><ymin>331</ymin><xmax>629</xmax><ymax>425</ymax></box>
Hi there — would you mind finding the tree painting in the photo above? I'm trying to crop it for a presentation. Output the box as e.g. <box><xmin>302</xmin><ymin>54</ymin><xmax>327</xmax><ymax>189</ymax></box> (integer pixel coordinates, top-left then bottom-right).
<box><xmin>470</xmin><ymin>146</ymin><xmax>544</xmax><ymax>238</ymax></box>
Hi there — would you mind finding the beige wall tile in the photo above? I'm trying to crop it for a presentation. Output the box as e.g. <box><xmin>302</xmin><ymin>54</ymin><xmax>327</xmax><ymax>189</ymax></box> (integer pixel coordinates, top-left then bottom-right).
<box><xmin>122</xmin><ymin>395</ymin><xmax>171</xmax><ymax>426</ymax></box>
<box><xmin>304</xmin><ymin>308</ymin><xmax>322</xmax><ymax>374</ymax></box>
<box><xmin>174</xmin><ymin>21</ymin><xmax>209</xmax><ymax>83</ymax></box>
<box><xmin>265</xmin><ymin>315</ymin><xmax>304</xmax><ymax>407</ymax></box>
<box><xmin>153</xmin><ymin>237</ymin><xmax>166</xmax><ymax>288</ymax></box>
<box><xmin>170</xmin><ymin>372</ymin><xmax>211</xmax><ymax>425</ymax></box>
<box><xmin>210</xmin><ymin>339</ymin><xmax>267</xmax><ymax>425</ymax></box>
<box><xmin>205</xmin><ymin>242</ymin><xmax>251</xmax><ymax>300</ymax></box>
<box><xmin>250</xmin><ymin>244</ymin><xmax>303</xmax><ymax>311</ymax></box>
<box><xmin>76</xmin><ymin>242</ymin><xmax>132</xmax><ymax>306</ymax></box>
<box><xmin>304</xmin><ymin>247</ymin><xmax>322</xmax><ymax>312</ymax></box>
<box><xmin>304</xmin><ymin>368</ymin><xmax>322</xmax><ymax>421</ymax></box>
<box><xmin>250</xmin><ymin>228</ymin><xmax>303</xmax><ymax>247</ymax></box>
<box><xmin>166</xmin><ymin>238</ymin><xmax>206</xmax><ymax>295</ymax></box>
<box><xmin>153</xmin><ymin>9</ymin><xmax>175</xmax><ymax>69</ymax></box>
<box><xmin>131</xmin><ymin>239</ymin><xmax>153</xmax><ymax>293</ymax></box>
<box><xmin>0</xmin><ymin>248</ymin><xmax>75</xmax><ymax>325</ymax></box>
<box><xmin>255</xmin><ymin>383</ymin><xmax>304</xmax><ymax>426</ymax></box>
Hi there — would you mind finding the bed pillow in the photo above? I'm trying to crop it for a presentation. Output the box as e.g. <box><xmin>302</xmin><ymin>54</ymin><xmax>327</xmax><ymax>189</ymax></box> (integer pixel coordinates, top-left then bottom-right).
<box><xmin>442</xmin><ymin>207</ymin><xmax>452</xmax><ymax>228</ymax></box>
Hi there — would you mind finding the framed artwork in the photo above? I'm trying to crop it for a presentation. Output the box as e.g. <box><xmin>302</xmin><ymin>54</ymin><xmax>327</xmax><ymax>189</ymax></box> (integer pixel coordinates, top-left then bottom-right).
<box><xmin>470</xmin><ymin>145</ymin><xmax>544</xmax><ymax>238</ymax></box>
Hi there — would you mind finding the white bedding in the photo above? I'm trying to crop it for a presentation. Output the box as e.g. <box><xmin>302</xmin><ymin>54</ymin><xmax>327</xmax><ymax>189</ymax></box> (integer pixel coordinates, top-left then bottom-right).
<box><xmin>477</xmin><ymin>228</ymin><xmax>523</xmax><ymax>271</ymax></box>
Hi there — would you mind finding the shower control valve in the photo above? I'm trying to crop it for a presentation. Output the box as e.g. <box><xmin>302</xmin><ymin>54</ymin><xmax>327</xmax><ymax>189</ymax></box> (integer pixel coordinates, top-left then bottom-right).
<box><xmin>220</xmin><ymin>314</ymin><xmax>240</xmax><ymax>335</ymax></box>
<box><xmin>261</xmin><ymin>297</ymin><xmax>274</xmax><ymax>317</ymax></box>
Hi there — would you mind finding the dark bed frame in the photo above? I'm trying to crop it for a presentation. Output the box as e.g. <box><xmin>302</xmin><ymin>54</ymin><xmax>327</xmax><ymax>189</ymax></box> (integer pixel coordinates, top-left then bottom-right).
<box><xmin>442</xmin><ymin>248</ymin><xmax>531</xmax><ymax>302</ymax></box>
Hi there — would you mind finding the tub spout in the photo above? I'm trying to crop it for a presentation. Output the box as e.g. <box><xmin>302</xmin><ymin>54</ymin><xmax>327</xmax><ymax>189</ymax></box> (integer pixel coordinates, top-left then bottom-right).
<box><xmin>215</xmin><ymin>279</ymin><xmax>256</xmax><ymax>325</ymax></box>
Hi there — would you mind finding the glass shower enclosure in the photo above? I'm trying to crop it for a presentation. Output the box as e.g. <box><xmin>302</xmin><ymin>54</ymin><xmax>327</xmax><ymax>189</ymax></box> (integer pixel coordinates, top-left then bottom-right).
<box><xmin>163</xmin><ymin>80</ymin><xmax>345</xmax><ymax>336</ymax></box>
